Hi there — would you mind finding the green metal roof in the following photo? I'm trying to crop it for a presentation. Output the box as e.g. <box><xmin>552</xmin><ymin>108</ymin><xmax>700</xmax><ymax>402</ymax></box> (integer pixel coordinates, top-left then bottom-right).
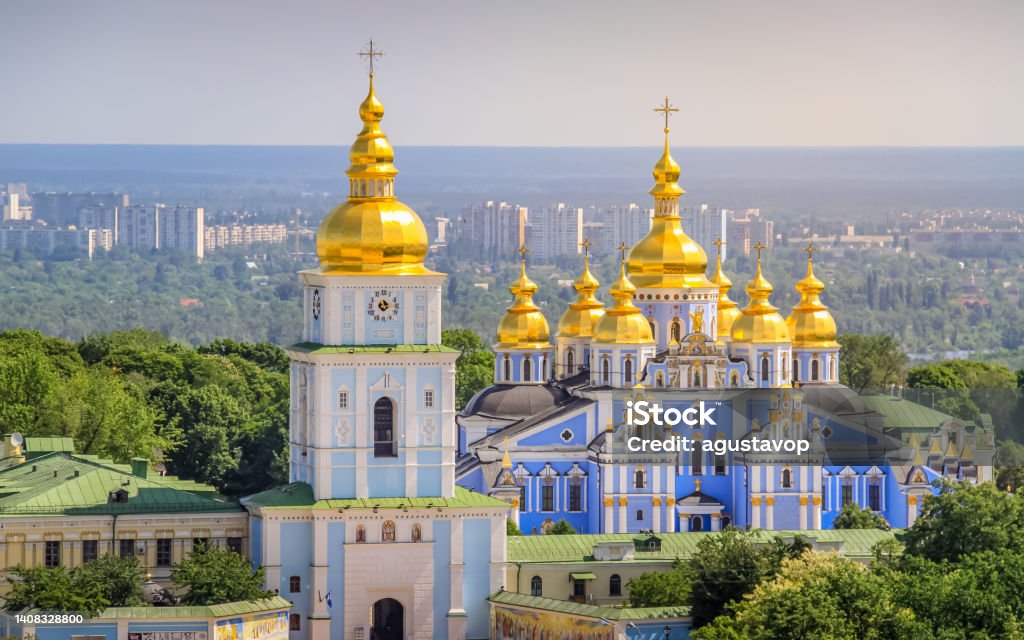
<box><xmin>488</xmin><ymin>590</ymin><xmax>689</xmax><ymax>620</ymax></box>
<box><xmin>288</xmin><ymin>343</ymin><xmax>459</xmax><ymax>355</ymax></box>
<box><xmin>39</xmin><ymin>596</ymin><xmax>293</xmax><ymax>620</ymax></box>
<box><xmin>24</xmin><ymin>437</ymin><xmax>76</xmax><ymax>453</ymax></box>
<box><xmin>861</xmin><ymin>395</ymin><xmax>959</xmax><ymax>429</ymax></box>
<box><xmin>243</xmin><ymin>483</ymin><xmax>507</xmax><ymax>510</ymax></box>
<box><xmin>0</xmin><ymin>453</ymin><xmax>242</xmax><ymax>517</ymax></box>
<box><xmin>507</xmin><ymin>529</ymin><xmax>896</xmax><ymax>564</ymax></box>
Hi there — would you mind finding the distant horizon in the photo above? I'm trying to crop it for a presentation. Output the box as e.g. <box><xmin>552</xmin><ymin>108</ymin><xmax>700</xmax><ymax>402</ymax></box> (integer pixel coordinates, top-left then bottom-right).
<box><xmin>4</xmin><ymin>143</ymin><xmax>1024</xmax><ymax>150</ymax></box>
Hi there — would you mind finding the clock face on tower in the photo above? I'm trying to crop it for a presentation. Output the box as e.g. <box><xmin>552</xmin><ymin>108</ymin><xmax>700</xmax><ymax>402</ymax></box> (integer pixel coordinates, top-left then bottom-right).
<box><xmin>368</xmin><ymin>289</ymin><xmax>400</xmax><ymax>322</ymax></box>
<box><xmin>311</xmin><ymin>289</ymin><xmax>321</xmax><ymax>320</ymax></box>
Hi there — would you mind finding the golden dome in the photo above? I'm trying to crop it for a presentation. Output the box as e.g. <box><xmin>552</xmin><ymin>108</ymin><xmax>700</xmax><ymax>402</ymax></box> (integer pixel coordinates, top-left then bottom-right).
<box><xmin>730</xmin><ymin>248</ymin><xmax>791</xmax><ymax>344</ymax></box>
<box><xmin>709</xmin><ymin>239</ymin><xmax>741</xmax><ymax>344</ymax></box>
<box><xmin>786</xmin><ymin>247</ymin><xmax>839</xmax><ymax>348</ymax></box>
<box><xmin>316</xmin><ymin>75</ymin><xmax>437</xmax><ymax>275</ymax></box>
<box><xmin>594</xmin><ymin>259</ymin><xmax>655</xmax><ymax>344</ymax></box>
<box><xmin>627</xmin><ymin>125</ymin><xmax>714</xmax><ymax>289</ymax></box>
<box><xmin>496</xmin><ymin>257</ymin><xmax>552</xmax><ymax>349</ymax></box>
<box><xmin>557</xmin><ymin>247</ymin><xmax>605</xmax><ymax>339</ymax></box>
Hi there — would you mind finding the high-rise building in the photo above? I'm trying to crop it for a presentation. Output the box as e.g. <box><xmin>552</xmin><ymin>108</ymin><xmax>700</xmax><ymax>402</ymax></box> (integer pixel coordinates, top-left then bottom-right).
<box><xmin>118</xmin><ymin>204</ymin><xmax>161</xmax><ymax>252</ymax></box>
<box><xmin>454</xmin><ymin>200</ymin><xmax>526</xmax><ymax>257</ymax></box>
<box><xmin>685</xmin><ymin>203</ymin><xmax>727</xmax><ymax>259</ymax></box>
<box><xmin>31</xmin><ymin>192</ymin><xmax>129</xmax><ymax>226</ymax></box>
<box><xmin>2</xmin><ymin>193</ymin><xmax>23</xmax><ymax>221</ymax></box>
<box><xmin>524</xmin><ymin>202</ymin><xmax>583</xmax><ymax>260</ymax></box>
<box><xmin>160</xmin><ymin>205</ymin><xmax>205</xmax><ymax>259</ymax></box>
<box><xmin>78</xmin><ymin>204</ymin><xmax>119</xmax><ymax>243</ymax></box>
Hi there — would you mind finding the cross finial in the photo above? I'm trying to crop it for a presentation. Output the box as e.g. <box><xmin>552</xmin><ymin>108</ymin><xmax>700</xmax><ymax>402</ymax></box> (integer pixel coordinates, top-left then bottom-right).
<box><xmin>713</xmin><ymin>235</ymin><xmax>726</xmax><ymax>257</ymax></box>
<box><xmin>653</xmin><ymin>96</ymin><xmax>680</xmax><ymax>134</ymax></box>
<box><xmin>516</xmin><ymin>244</ymin><xmax>529</xmax><ymax>263</ymax></box>
<box><xmin>580</xmin><ymin>237</ymin><xmax>591</xmax><ymax>259</ymax></box>
<box><xmin>359</xmin><ymin>39</ymin><xmax>385</xmax><ymax>77</ymax></box>
<box><xmin>804</xmin><ymin>241</ymin><xmax>815</xmax><ymax>262</ymax></box>
<box><xmin>617</xmin><ymin>242</ymin><xmax>629</xmax><ymax>263</ymax></box>
<box><xmin>752</xmin><ymin>241</ymin><xmax>767</xmax><ymax>264</ymax></box>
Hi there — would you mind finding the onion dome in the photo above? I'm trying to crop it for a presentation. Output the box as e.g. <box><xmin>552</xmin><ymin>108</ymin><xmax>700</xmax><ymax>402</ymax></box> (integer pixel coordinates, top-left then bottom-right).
<box><xmin>730</xmin><ymin>246</ymin><xmax>791</xmax><ymax>343</ymax></box>
<box><xmin>627</xmin><ymin>107</ymin><xmax>714</xmax><ymax>289</ymax></box>
<box><xmin>557</xmin><ymin>244</ymin><xmax>606</xmax><ymax>338</ymax></box>
<box><xmin>496</xmin><ymin>255</ymin><xmax>551</xmax><ymax>348</ymax></box>
<box><xmin>786</xmin><ymin>245</ymin><xmax>839</xmax><ymax>348</ymax></box>
<box><xmin>709</xmin><ymin>238</ymin><xmax>741</xmax><ymax>344</ymax></box>
<box><xmin>316</xmin><ymin>74</ymin><xmax>436</xmax><ymax>275</ymax></box>
<box><xmin>594</xmin><ymin>257</ymin><xmax>655</xmax><ymax>344</ymax></box>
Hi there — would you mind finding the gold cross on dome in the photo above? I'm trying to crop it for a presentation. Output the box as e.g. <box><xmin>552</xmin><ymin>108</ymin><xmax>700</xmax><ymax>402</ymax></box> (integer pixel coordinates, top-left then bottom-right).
<box><xmin>654</xmin><ymin>97</ymin><xmax>680</xmax><ymax>133</ymax></box>
<box><xmin>804</xmin><ymin>241</ymin><xmax>816</xmax><ymax>261</ymax></box>
<box><xmin>516</xmin><ymin>244</ymin><xmax>530</xmax><ymax>262</ymax></box>
<box><xmin>713</xmin><ymin>236</ymin><xmax>726</xmax><ymax>257</ymax></box>
<box><xmin>617</xmin><ymin>242</ymin><xmax>629</xmax><ymax>262</ymax></box>
<box><xmin>359</xmin><ymin>39</ymin><xmax>385</xmax><ymax>76</ymax></box>
<box><xmin>580</xmin><ymin>238</ymin><xmax>591</xmax><ymax>258</ymax></box>
<box><xmin>752</xmin><ymin>241</ymin><xmax>767</xmax><ymax>263</ymax></box>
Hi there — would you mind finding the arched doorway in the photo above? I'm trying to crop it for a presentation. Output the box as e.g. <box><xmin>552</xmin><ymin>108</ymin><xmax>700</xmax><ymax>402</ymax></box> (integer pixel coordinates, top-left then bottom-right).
<box><xmin>371</xmin><ymin>598</ymin><xmax>403</xmax><ymax>640</ymax></box>
<box><xmin>373</xmin><ymin>397</ymin><xmax>396</xmax><ymax>457</ymax></box>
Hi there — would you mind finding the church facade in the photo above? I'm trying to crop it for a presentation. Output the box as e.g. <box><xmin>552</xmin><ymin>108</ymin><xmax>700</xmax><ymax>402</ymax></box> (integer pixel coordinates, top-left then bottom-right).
<box><xmin>455</xmin><ymin>112</ymin><xmax>994</xmax><ymax>538</ymax></box>
<box><xmin>243</xmin><ymin>67</ymin><xmax>507</xmax><ymax>640</ymax></box>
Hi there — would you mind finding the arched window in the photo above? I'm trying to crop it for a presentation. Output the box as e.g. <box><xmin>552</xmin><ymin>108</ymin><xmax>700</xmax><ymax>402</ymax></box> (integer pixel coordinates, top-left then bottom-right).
<box><xmin>634</xmin><ymin>468</ymin><xmax>645</xmax><ymax>489</ymax></box>
<box><xmin>811</xmin><ymin>359</ymin><xmax>820</xmax><ymax>381</ymax></box>
<box><xmin>411</xmin><ymin>524</ymin><xmax>422</xmax><ymax>543</ymax></box>
<box><xmin>355</xmin><ymin>525</ymin><xmax>366</xmax><ymax>543</ymax></box>
<box><xmin>829</xmin><ymin>358</ymin><xmax>836</xmax><ymax>381</ymax></box>
<box><xmin>609</xmin><ymin>574</ymin><xmax>622</xmax><ymax>597</ymax></box>
<box><xmin>566</xmin><ymin>348</ymin><xmax>575</xmax><ymax>374</ymax></box>
<box><xmin>373</xmin><ymin>397</ymin><xmax>397</xmax><ymax>457</ymax></box>
<box><xmin>648</xmin><ymin>320</ymin><xmax>656</xmax><ymax>343</ymax></box>
<box><xmin>624</xmin><ymin>357</ymin><xmax>633</xmax><ymax>384</ymax></box>
<box><xmin>530</xmin><ymin>576</ymin><xmax>542</xmax><ymax>596</ymax></box>
<box><xmin>691</xmin><ymin>515</ymin><xmax>704</xmax><ymax>532</ymax></box>
<box><xmin>730</xmin><ymin>371</ymin><xmax>739</xmax><ymax>387</ymax></box>
<box><xmin>694</xmin><ymin>368</ymin><xmax>702</xmax><ymax>387</ymax></box>
<box><xmin>655</xmin><ymin>371</ymin><xmax>665</xmax><ymax>387</ymax></box>
<box><xmin>691</xmin><ymin>446</ymin><xmax>703</xmax><ymax>475</ymax></box>
<box><xmin>289</xmin><ymin>614</ymin><xmax>301</xmax><ymax>631</ymax></box>
<box><xmin>503</xmin><ymin>355</ymin><xmax>511</xmax><ymax>381</ymax></box>
<box><xmin>671</xmin><ymin>319</ymin><xmax>682</xmax><ymax>343</ymax></box>
<box><xmin>382</xmin><ymin>520</ymin><xmax>396</xmax><ymax>542</ymax></box>
<box><xmin>793</xmin><ymin>357</ymin><xmax>799</xmax><ymax>381</ymax></box>
<box><xmin>523</xmin><ymin>357</ymin><xmax>532</xmax><ymax>382</ymax></box>
<box><xmin>761</xmin><ymin>354</ymin><xmax>770</xmax><ymax>381</ymax></box>
<box><xmin>782</xmin><ymin>468</ymin><xmax>793</xmax><ymax>488</ymax></box>
<box><xmin>601</xmin><ymin>356</ymin><xmax>610</xmax><ymax>384</ymax></box>
<box><xmin>541</xmin><ymin>355</ymin><xmax>548</xmax><ymax>380</ymax></box>
<box><xmin>722</xmin><ymin>516</ymin><xmax>732</xmax><ymax>529</ymax></box>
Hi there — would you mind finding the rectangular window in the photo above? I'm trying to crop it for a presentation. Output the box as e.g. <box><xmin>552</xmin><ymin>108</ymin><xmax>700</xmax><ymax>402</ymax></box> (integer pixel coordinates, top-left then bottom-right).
<box><xmin>841</xmin><ymin>484</ymin><xmax>853</xmax><ymax>507</ymax></box>
<box><xmin>82</xmin><ymin>539</ymin><xmax>98</xmax><ymax>563</ymax></box>
<box><xmin>338</xmin><ymin>391</ymin><xmax>348</xmax><ymax>410</ymax></box>
<box><xmin>519</xmin><ymin>485</ymin><xmax>527</xmax><ymax>512</ymax></box>
<box><xmin>636</xmin><ymin>510</ymin><xmax>644</xmax><ymax>521</ymax></box>
<box><xmin>289</xmin><ymin>576</ymin><xmax>301</xmax><ymax>593</ymax></box>
<box><xmin>424</xmin><ymin>390</ymin><xmax>434</xmax><ymax>409</ymax></box>
<box><xmin>45</xmin><ymin>541</ymin><xmax>61</xmax><ymax>568</ymax></box>
<box><xmin>573</xmin><ymin>579</ymin><xmax>586</xmax><ymax>598</ymax></box>
<box><xmin>714</xmin><ymin>454</ymin><xmax>726</xmax><ymax>475</ymax></box>
<box><xmin>227</xmin><ymin>537</ymin><xmax>243</xmax><ymax>554</ymax></box>
<box><xmin>156</xmin><ymin>538</ymin><xmax>172</xmax><ymax>567</ymax></box>
<box><xmin>119</xmin><ymin>539</ymin><xmax>134</xmax><ymax>558</ymax></box>
<box><xmin>569</xmin><ymin>484</ymin><xmax>582</xmax><ymax>512</ymax></box>
<box><xmin>868</xmin><ymin>484</ymin><xmax>881</xmax><ymax>511</ymax></box>
<box><xmin>541</xmin><ymin>485</ymin><xmax>554</xmax><ymax>512</ymax></box>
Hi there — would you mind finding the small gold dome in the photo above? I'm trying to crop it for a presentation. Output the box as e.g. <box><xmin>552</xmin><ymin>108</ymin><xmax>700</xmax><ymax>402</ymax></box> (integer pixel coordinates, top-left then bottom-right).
<box><xmin>594</xmin><ymin>260</ymin><xmax>655</xmax><ymax>344</ymax></box>
<box><xmin>557</xmin><ymin>251</ymin><xmax>605</xmax><ymax>339</ymax></box>
<box><xmin>496</xmin><ymin>259</ymin><xmax>551</xmax><ymax>348</ymax></box>
<box><xmin>627</xmin><ymin>129</ymin><xmax>714</xmax><ymax>289</ymax></box>
<box><xmin>786</xmin><ymin>251</ymin><xmax>838</xmax><ymax>348</ymax></box>
<box><xmin>316</xmin><ymin>75</ymin><xmax>437</xmax><ymax>275</ymax></box>
<box><xmin>709</xmin><ymin>243</ymin><xmax>741</xmax><ymax>344</ymax></box>
<box><xmin>731</xmin><ymin>252</ymin><xmax>791</xmax><ymax>344</ymax></box>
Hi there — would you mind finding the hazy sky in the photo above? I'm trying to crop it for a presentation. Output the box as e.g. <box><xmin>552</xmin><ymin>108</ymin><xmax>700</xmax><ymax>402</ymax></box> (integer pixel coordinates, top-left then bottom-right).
<box><xmin>1</xmin><ymin>0</ymin><xmax>1022</xmax><ymax>146</ymax></box>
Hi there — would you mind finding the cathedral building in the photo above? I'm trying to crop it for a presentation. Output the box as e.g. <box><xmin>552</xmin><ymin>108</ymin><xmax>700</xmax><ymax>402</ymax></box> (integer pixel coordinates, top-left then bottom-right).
<box><xmin>455</xmin><ymin>107</ymin><xmax>993</xmax><ymax>538</ymax></box>
<box><xmin>243</xmin><ymin>62</ymin><xmax>507</xmax><ymax>640</ymax></box>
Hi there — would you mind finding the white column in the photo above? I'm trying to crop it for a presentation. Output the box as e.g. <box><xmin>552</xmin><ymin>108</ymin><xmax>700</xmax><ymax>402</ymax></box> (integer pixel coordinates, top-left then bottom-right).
<box><xmin>449</xmin><ymin>518</ymin><xmax>465</xmax><ymax>614</ymax></box>
<box><xmin>907</xmin><ymin>495</ymin><xmax>919</xmax><ymax>527</ymax></box>
<box><xmin>652</xmin><ymin>499</ymin><xmax>662</xmax><ymax>533</ymax></box>
<box><xmin>355</xmin><ymin>366</ymin><xmax>369</xmax><ymax>499</ymax></box>
<box><xmin>604</xmin><ymin>499</ymin><xmax>614</xmax><ymax>533</ymax></box>
<box><xmin>751</xmin><ymin>498</ymin><xmax>761</xmax><ymax>529</ymax></box>
<box><xmin>812</xmin><ymin>497</ymin><xmax>822</xmax><ymax>529</ymax></box>
<box><xmin>798</xmin><ymin>497</ymin><xmax>808</xmax><ymax>530</ymax></box>
<box><xmin>765</xmin><ymin>497</ymin><xmax>775</xmax><ymax>530</ymax></box>
<box><xmin>678</xmin><ymin>512</ymin><xmax>690</xmax><ymax>532</ymax></box>
<box><xmin>617</xmin><ymin>498</ymin><xmax>627</xmax><ymax>532</ymax></box>
<box><xmin>710</xmin><ymin>514</ymin><xmax>721</xmax><ymax>531</ymax></box>
<box><xmin>665</xmin><ymin>500</ymin><xmax>676</xmax><ymax>532</ymax></box>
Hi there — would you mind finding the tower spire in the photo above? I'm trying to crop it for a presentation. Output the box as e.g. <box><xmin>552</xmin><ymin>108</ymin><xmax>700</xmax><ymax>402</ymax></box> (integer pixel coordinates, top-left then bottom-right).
<box><xmin>709</xmin><ymin>236</ymin><xmax>741</xmax><ymax>344</ymax></box>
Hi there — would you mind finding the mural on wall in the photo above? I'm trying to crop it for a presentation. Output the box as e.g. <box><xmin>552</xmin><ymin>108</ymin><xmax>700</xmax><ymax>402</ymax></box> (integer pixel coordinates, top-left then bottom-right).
<box><xmin>214</xmin><ymin>612</ymin><xmax>288</xmax><ymax>640</ymax></box>
<box><xmin>493</xmin><ymin>606</ymin><xmax>614</xmax><ymax>640</ymax></box>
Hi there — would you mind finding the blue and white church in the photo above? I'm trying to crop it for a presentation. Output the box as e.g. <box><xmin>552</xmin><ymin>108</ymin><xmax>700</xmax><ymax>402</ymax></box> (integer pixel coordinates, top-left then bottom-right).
<box><xmin>243</xmin><ymin>66</ymin><xmax>508</xmax><ymax>640</ymax></box>
<box><xmin>455</xmin><ymin>109</ymin><xmax>994</xmax><ymax>538</ymax></box>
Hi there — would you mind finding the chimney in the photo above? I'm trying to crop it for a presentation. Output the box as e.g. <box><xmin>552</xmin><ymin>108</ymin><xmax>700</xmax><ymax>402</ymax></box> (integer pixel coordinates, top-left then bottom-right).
<box><xmin>131</xmin><ymin>457</ymin><xmax>148</xmax><ymax>479</ymax></box>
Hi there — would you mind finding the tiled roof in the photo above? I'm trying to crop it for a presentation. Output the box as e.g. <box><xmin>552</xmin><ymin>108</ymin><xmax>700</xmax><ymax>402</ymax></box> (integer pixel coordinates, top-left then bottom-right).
<box><xmin>507</xmin><ymin>529</ymin><xmax>896</xmax><ymax>564</ymax></box>
<box><xmin>242</xmin><ymin>483</ymin><xmax>507</xmax><ymax>510</ymax></box>
<box><xmin>0</xmin><ymin>453</ymin><xmax>241</xmax><ymax>516</ymax></box>
<box><xmin>488</xmin><ymin>590</ymin><xmax>689</xmax><ymax>620</ymax></box>
<box><xmin>288</xmin><ymin>343</ymin><xmax>459</xmax><ymax>355</ymax></box>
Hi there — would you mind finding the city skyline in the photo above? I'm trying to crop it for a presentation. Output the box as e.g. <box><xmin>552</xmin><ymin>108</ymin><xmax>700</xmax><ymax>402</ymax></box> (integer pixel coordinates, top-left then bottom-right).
<box><xmin>1</xmin><ymin>0</ymin><xmax>1022</xmax><ymax>147</ymax></box>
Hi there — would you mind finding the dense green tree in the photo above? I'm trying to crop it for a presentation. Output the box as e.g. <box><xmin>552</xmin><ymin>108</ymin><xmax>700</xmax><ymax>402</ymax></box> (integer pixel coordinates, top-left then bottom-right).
<box><xmin>171</xmin><ymin>544</ymin><xmax>274</xmax><ymax>605</ymax></box>
<box><xmin>628</xmin><ymin>560</ymin><xmax>691</xmax><ymax>608</ymax></box>
<box><xmin>902</xmin><ymin>480</ymin><xmax>1024</xmax><ymax>563</ymax></box>
<box><xmin>442</xmin><ymin>328</ymin><xmax>494</xmax><ymax>410</ymax></box>
<box><xmin>197</xmin><ymin>339</ymin><xmax>289</xmax><ymax>374</ymax></box>
<box><xmin>506</xmin><ymin>519</ymin><xmax>521</xmax><ymax>536</ymax></box>
<box><xmin>545</xmin><ymin>519</ymin><xmax>576</xmax><ymax>535</ymax></box>
<box><xmin>2</xmin><ymin>563</ymin><xmax>118</xmax><ymax>616</ymax></box>
<box><xmin>832</xmin><ymin>503</ymin><xmax>891</xmax><ymax>531</ymax></box>
<box><xmin>837</xmin><ymin>334</ymin><xmax>907</xmax><ymax>393</ymax></box>
<box><xmin>75</xmin><ymin>555</ymin><xmax>146</xmax><ymax>607</ymax></box>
